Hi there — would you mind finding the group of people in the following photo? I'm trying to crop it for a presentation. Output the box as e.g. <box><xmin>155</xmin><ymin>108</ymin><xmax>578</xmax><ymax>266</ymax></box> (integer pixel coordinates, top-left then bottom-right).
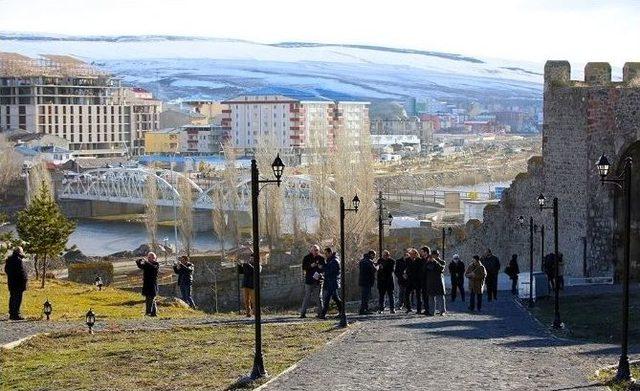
<box><xmin>299</xmin><ymin>245</ymin><xmax>522</xmax><ymax>318</ymax></box>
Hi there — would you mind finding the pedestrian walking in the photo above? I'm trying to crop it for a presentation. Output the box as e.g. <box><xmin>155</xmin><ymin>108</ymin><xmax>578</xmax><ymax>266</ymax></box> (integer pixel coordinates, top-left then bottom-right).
<box><xmin>394</xmin><ymin>250</ymin><xmax>409</xmax><ymax>309</ymax></box>
<box><xmin>237</xmin><ymin>254</ymin><xmax>258</xmax><ymax>317</ymax></box>
<box><xmin>404</xmin><ymin>248</ymin><xmax>424</xmax><ymax>314</ymax></box>
<box><xmin>418</xmin><ymin>246</ymin><xmax>431</xmax><ymax>315</ymax></box>
<box><xmin>5</xmin><ymin>247</ymin><xmax>28</xmax><ymax>320</ymax></box>
<box><xmin>449</xmin><ymin>254</ymin><xmax>465</xmax><ymax>302</ymax></box>
<box><xmin>542</xmin><ymin>253</ymin><xmax>555</xmax><ymax>292</ymax></box>
<box><xmin>482</xmin><ymin>249</ymin><xmax>500</xmax><ymax>301</ymax></box>
<box><xmin>505</xmin><ymin>254</ymin><xmax>520</xmax><ymax>295</ymax></box>
<box><xmin>376</xmin><ymin>250</ymin><xmax>395</xmax><ymax>313</ymax></box>
<box><xmin>173</xmin><ymin>255</ymin><xmax>196</xmax><ymax>309</ymax></box>
<box><xmin>300</xmin><ymin>245</ymin><xmax>325</xmax><ymax>318</ymax></box>
<box><xmin>318</xmin><ymin>247</ymin><xmax>344</xmax><ymax>319</ymax></box>
<box><xmin>136</xmin><ymin>252</ymin><xmax>160</xmax><ymax>317</ymax></box>
<box><xmin>358</xmin><ymin>250</ymin><xmax>377</xmax><ymax>315</ymax></box>
<box><xmin>425</xmin><ymin>250</ymin><xmax>447</xmax><ymax>315</ymax></box>
<box><xmin>466</xmin><ymin>255</ymin><xmax>487</xmax><ymax>312</ymax></box>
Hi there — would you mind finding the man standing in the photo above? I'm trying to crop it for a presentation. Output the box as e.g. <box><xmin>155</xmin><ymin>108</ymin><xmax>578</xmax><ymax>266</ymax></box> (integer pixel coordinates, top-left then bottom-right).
<box><xmin>319</xmin><ymin>247</ymin><xmax>343</xmax><ymax>320</ymax></box>
<box><xmin>136</xmin><ymin>252</ymin><xmax>160</xmax><ymax>317</ymax></box>
<box><xmin>358</xmin><ymin>250</ymin><xmax>377</xmax><ymax>315</ymax></box>
<box><xmin>425</xmin><ymin>250</ymin><xmax>447</xmax><ymax>315</ymax></box>
<box><xmin>466</xmin><ymin>255</ymin><xmax>487</xmax><ymax>312</ymax></box>
<box><xmin>449</xmin><ymin>254</ymin><xmax>466</xmax><ymax>302</ymax></box>
<box><xmin>300</xmin><ymin>245</ymin><xmax>325</xmax><ymax>318</ymax></box>
<box><xmin>394</xmin><ymin>250</ymin><xmax>409</xmax><ymax>309</ymax></box>
<box><xmin>376</xmin><ymin>250</ymin><xmax>395</xmax><ymax>314</ymax></box>
<box><xmin>173</xmin><ymin>255</ymin><xmax>196</xmax><ymax>309</ymax></box>
<box><xmin>483</xmin><ymin>249</ymin><xmax>501</xmax><ymax>302</ymax></box>
<box><xmin>505</xmin><ymin>254</ymin><xmax>520</xmax><ymax>295</ymax></box>
<box><xmin>404</xmin><ymin>248</ymin><xmax>423</xmax><ymax>314</ymax></box>
<box><xmin>237</xmin><ymin>255</ymin><xmax>257</xmax><ymax>317</ymax></box>
<box><xmin>418</xmin><ymin>246</ymin><xmax>431</xmax><ymax>316</ymax></box>
<box><xmin>5</xmin><ymin>247</ymin><xmax>28</xmax><ymax>320</ymax></box>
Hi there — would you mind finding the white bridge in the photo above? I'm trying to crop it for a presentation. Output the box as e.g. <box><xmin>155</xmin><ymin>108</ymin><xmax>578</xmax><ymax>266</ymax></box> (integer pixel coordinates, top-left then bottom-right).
<box><xmin>58</xmin><ymin>166</ymin><xmax>334</xmax><ymax>212</ymax></box>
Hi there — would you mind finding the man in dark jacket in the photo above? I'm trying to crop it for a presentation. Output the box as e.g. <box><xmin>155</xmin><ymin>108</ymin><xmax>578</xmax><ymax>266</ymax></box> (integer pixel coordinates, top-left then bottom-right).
<box><xmin>394</xmin><ymin>250</ymin><xmax>409</xmax><ymax>309</ymax></box>
<box><xmin>237</xmin><ymin>254</ymin><xmax>259</xmax><ymax>317</ymax></box>
<box><xmin>299</xmin><ymin>245</ymin><xmax>325</xmax><ymax>318</ymax></box>
<box><xmin>173</xmin><ymin>255</ymin><xmax>196</xmax><ymax>309</ymax></box>
<box><xmin>404</xmin><ymin>248</ymin><xmax>424</xmax><ymax>314</ymax></box>
<box><xmin>425</xmin><ymin>250</ymin><xmax>447</xmax><ymax>315</ymax></box>
<box><xmin>136</xmin><ymin>252</ymin><xmax>160</xmax><ymax>317</ymax></box>
<box><xmin>483</xmin><ymin>249</ymin><xmax>501</xmax><ymax>302</ymax></box>
<box><xmin>418</xmin><ymin>246</ymin><xmax>431</xmax><ymax>315</ymax></box>
<box><xmin>376</xmin><ymin>250</ymin><xmax>395</xmax><ymax>313</ymax></box>
<box><xmin>319</xmin><ymin>247</ymin><xmax>343</xmax><ymax>319</ymax></box>
<box><xmin>5</xmin><ymin>247</ymin><xmax>28</xmax><ymax>320</ymax></box>
<box><xmin>449</xmin><ymin>254</ymin><xmax>465</xmax><ymax>302</ymax></box>
<box><xmin>359</xmin><ymin>250</ymin><xmax>377</xmax><ymax>315</ymax></box>
<box><xmin>505</xmin><ymin>254</ymin><xmax>520</xmax><ymax>295</ymax></box>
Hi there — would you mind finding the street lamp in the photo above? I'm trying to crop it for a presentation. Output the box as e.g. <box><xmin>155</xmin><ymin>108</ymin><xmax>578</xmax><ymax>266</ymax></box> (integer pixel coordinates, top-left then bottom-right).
<box><xmin>597</xmin><ymin>153</ymin><xmax>633</xmax><ymax>381</ymax></box>
<box><xmin>339</xmin><ymin>194</ymin><xmax>359</xmax><ymax>328</ymax></box>
<box><xmin>43</xmin><ymin>299</ymin><xmax>52</xmax><ymax>321</ymax></box>
<box><xmin>376</xmin><ymin>192</ymin><xmax>392</xmax><ymax>259</ymax></box>
<box><xmin>249</xmin><ymin>154</ymin><xmax>285</xmax><ymax>380</ymax></box>
<box><xmin>441</xmin><ymin>226</ymin><xmax>453</xmax><ymax>260</ymax></box>
<box><xmin>94</xmin><ymin>276</ymin><xmax>103</xmax><ymax>291</ymax></box>
<box><xmin>519</xmin><ymin>216</ymin><xmax>535</xmax><ymax>307</ymax></box>
<box><xmin>537</xmin><ymin>193</ymin><xmax>562</xmax><ymax>329</ymax></box>
<box><xmin>86</xmin><ymin>309</ymin><xmax>96</xmax><ymax>334</ymax></box>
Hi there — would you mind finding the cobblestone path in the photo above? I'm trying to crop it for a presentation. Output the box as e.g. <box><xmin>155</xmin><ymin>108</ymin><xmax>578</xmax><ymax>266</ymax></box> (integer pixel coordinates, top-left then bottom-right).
<box><xmin>262</xmin><ymin>297</ymin><xmax>623</xmax><ymax>390</ymax></box>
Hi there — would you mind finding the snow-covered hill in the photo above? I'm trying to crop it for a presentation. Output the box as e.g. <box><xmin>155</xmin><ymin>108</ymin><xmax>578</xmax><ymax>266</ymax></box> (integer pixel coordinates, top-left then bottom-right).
<box><xmin>0</xmin><ymin>33</ymin><xmax>543</xmax><ymax>102</ymax></box>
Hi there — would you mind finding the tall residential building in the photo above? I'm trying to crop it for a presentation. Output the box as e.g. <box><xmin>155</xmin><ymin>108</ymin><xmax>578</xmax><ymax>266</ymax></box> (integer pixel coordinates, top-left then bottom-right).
<box><xmin>0</xmin><ymin>52</ymin><xmax>162</xmax><ymax>157</ymax></box>
<box><xmin>221</xmin><ymin>87</ymin><xmax>370</xmax><ymax>157</ymax></box>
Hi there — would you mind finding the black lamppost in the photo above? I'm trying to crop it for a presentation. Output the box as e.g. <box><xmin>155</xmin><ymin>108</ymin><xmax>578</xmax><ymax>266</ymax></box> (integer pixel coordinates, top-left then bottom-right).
<box><xmin>339</xmin><ymin>194</ymin><xmax>360</xmax><ymax>328</ymax></box>
<box><xmin>537</xmin><ymin>194</ymin><xmax>562</xmax><ymax>329</ymax></box>
<box><xmin>597</xmin><ymin>153</ymin><xmax>633</xmax><ymax>381</ymax></box>
<box><xmin>95</xmin><ymin>276</ymin><xmax>104</xmax><ymax>291</ymax></box>
<box><xmin>441</xmin><ymin>226</ymin><xmax>453</xmax><ymax>260</ymax></box>
<box><xmin>518</xmin><ymin>216</ymin><xmax>535</xmax><ymax>307</ymax></box>
<box><xmin>43</xmin><ymin>299</ymin><xmax>52</xmax><ymax>321</ymax></box>
<box><xmin>86</xmin><ymin>308</ymin><xmax>96</xmax><ymax>334</ymax></box>
<box><xmin>249</xmin><ymin>154</ymin><xmax>285</xmax><ymax>380</ymax></box>
<box><xmin>376</xmin><ymin>191</ymin><xmax>392</xmax><ymax>258</ymax></box>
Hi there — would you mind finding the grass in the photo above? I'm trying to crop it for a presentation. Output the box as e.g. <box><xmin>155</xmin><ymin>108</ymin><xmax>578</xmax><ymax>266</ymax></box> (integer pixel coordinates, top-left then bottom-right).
<box><xmin>530</xmin><ymin>291</ymin><xmax>640</xmax><ymax>344</ymax></box>
<box><xmin>0</xmin><ymin>322</ymin><xmax>341</xmax><ymax>391</ymax></box>
<box><xmin>0</xmin><ymin>274</ymin><xmax>202</xmax><ymax>321</ymax></box>
<box><xmin>594</xmin><ymin>364</ymin><xmax>640</xmax><ymax>390</ymax></box>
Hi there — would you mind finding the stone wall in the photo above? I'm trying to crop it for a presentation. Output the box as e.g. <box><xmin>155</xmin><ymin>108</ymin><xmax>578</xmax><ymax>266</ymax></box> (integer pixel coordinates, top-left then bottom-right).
<box><xmin>450</xmin><ymin>61</ymin><xmax>640</xmax><ymax>278</ymax></box>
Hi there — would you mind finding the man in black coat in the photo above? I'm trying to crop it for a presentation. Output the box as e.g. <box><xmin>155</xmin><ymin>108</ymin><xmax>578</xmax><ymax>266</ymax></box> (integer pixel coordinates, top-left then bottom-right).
<box><xmin>376</xmin><ymin>250</ymin><xmax>395</xmax><ymax>313</ymax></box>
<box><xmin>482</xmin><ymin>249</ymin><xmax>501</xmax><ymax>302</ymax></box>
<box><xmin>505</xmin><ymin>254</ymin><xmax>520</xmax><ymax>295</ymax></box>
<box><xmin>404</xmin><ymin>248</ymin><xmax>425</xmax><ymax>314</ymax></box>
<box><xmin>449</xmin><ymin>254</ymin><xmax>466</xmax><ymax>302</ymax></box>
<box><xmin>136</xmin><ymin>252</ymin><xmax>160</xmax><ymax>316</ymax></box>
<box><xmin>5</xmin><ymin>247</ymin><xmax>28</xmax><ymax>320</ymax></box>
<box><xmin>418</xmin><ymin>246</ymin><xmax>431</xmax><ymax>315</ymax></box>
<box><xmin>299</xmin><ymin>245</ymin><xmax>325</xmax><ymax>318</ymax></box>
<box><xmin>394</xmin><ymin>250</ymin><xmax>409</xmax><ymax>309</ymax></box>
<box><xmin>173</xmin><ymin>255</ymin><xmax>196</xmax><ymax>309</ymax></box>
<box><xmin>237</xmin><ymin>254</ymin><xmax>259</xmax><ymax>317</ymax></box>
<box><xmin>358</xmin><ymin>250</ymin><xmax>377</xmax><ymax>315</ymax></box>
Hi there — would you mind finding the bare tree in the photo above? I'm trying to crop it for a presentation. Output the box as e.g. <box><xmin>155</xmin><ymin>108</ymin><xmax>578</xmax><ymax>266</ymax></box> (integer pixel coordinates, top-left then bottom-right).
<box><xmin>254</xmin><ymin>134</ymin><xmax>284</xmax><ymax>251</ymax></box>
<box><xmin>144</xmin><ymin>173</ymin><xmax>158</xmax><ymax>251</ymax></box>
<box><xmin>0</xmin><ymin>135</ymin><xmax>21</xmax><ymax>199</ymax></box>
<box><xmin>177</xmin><ymin>173</ymin><xmax>194</xmax><ymax>257</ymax></box>
<box><xmin>210</xmin><ymin>186</ymin><xmax>228</xmax><ymax>313</ymax></box>
<box><xmin>27</xmin><ymin>160</ymin><xmax>54</xmax><ymax>203</ymax></box>
<box><xmin>222</xmin><ymin>141</ymin><xmax>242</xmax><ymax>249</ymax></box>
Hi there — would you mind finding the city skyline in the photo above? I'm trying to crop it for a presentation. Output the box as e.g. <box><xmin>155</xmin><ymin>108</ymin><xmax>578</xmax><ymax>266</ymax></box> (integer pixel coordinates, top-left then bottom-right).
<box><xmin>0</xmin><ymin>0</ymin><xmax>639</xmax><ymax>66</ymax></box>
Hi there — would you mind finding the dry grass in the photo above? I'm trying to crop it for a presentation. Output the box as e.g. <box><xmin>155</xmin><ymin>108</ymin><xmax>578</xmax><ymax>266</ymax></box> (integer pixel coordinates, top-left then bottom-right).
<box><xmin>0</xmin><ymin>322</ymin><xmax>341</xmax><ymax>391</ymax></box>
<box><xmin>0</xmin><ymin>274</ymin><xmax>201</xmax><ymax>321</ymax></box>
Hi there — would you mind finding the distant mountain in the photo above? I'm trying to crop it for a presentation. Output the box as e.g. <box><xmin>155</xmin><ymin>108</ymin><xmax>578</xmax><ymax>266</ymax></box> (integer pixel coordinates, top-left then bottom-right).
<box><xmin>0</xmin><ymin>33</ymin><xmax>543</xmax><ymax>103</ymax></box>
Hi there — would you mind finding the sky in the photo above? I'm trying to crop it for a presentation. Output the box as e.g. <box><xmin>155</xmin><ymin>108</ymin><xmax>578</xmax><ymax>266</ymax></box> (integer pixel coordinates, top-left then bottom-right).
<box><xmin>0</xmin><ymin>0</ymin><xmax>638</xmax><ymax>65</ymax></box>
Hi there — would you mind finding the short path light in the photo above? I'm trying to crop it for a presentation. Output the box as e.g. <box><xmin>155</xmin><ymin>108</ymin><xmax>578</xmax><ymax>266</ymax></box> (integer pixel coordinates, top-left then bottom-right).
<box><xmin>94</xmin><ymin>276</ymin><xmax>103</xmax><ymax>291</ymax></box>
<box><xmin>43</xmin><ymin>299</ymin><xmax>52</xmax><ymax>321</ymax></box>
<box><xmin>86</xmin><ymin>308</ymin><xmax>96</xmax><ymax>334</ymax></box>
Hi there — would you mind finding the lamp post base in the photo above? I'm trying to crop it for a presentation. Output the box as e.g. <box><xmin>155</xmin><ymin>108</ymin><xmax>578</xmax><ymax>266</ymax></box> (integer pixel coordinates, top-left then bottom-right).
<box><xmin>250</xmin><ymin>353</ymin><xmax>267</xmax><ymax>380</ymax></box>
<box><xmin>552</xmin><ymin>315</ymin><xmax>564</xmax><ymax>329</ymax></box>
<box><xmin>528</xmin><ymin>298</ymin><xmax>535</xmax><ymax>308</ymax></box>
<box><xmin>616</xmin><ymin>355</ymin><xmax>631</xmax><ymax>382</ymax></box>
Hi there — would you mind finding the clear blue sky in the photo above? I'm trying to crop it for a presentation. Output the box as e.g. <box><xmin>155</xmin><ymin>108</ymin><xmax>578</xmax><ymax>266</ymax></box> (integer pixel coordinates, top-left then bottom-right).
<box><xmin>0</xmin><ymin>0</ymin><xmax>638</xmax><ymax>64</ymax></box>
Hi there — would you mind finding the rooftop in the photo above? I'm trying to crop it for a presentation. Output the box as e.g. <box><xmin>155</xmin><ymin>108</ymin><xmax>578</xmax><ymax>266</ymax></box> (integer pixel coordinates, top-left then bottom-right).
<box><xmin>0</xmin><ymin>51</ymin><xmax>108</xmax><ymax>78</ymax></box>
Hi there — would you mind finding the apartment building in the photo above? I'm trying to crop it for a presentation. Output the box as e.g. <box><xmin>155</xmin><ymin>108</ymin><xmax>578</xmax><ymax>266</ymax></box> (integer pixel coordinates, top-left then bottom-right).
<box><xmin>145</xmin><ymin>124</ymin><xmax>227</xmax><ymax>155</ymax></box>
<box><xmin>0</xmin><ymin>52</ymin><xmax>161</xmax><ymax>157</ymax></box>
<box><xmin>221</xmin><ymin>87</ymin><xmax>370</xmax><ymax>157</ymax></box>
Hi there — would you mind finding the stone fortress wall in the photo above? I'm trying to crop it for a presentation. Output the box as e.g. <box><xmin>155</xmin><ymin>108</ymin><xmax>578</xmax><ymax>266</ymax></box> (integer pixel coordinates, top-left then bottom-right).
<box><xmin>452</xmin><ymin>61</ymin><xmax>640</xmax><ymax>278</ymax></box>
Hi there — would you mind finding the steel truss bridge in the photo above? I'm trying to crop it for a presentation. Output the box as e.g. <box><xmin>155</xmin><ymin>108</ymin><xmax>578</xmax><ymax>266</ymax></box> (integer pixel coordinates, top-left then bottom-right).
<box><xmin>58</xmin><ymin>167</ymin><xmax>336</xmax><ymax>212</ymax></box>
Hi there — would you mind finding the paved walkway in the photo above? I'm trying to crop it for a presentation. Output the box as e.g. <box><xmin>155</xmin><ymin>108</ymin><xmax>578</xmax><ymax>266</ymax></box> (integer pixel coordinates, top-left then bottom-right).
<box><xmin>263</xmin><ymin>297</ymin><xmax>629</xmax><ymax>390</ymax></box>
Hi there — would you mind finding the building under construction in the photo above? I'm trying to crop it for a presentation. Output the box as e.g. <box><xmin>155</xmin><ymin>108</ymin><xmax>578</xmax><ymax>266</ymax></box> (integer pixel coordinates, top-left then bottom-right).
<box><xmin>0</xmin><ymin>52</ymin><xmax>161</xmax><ymax>157</ymax></box>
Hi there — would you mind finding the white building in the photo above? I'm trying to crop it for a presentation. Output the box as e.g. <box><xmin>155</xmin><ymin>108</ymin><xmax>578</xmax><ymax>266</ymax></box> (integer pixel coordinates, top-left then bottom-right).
<box><xmin>15</xmin><ymin>144</ymin><xmax>73</xmax><ymax>166</ymax></box>
<box><xmin>221</xmin><ymin>87</ymin><xmax>369</xmax><ymax>156</ymax></box>
<box><xmin>0</xmin><ymin>52</ymin><xmax>162</xmax><ymax>157</ymax></box>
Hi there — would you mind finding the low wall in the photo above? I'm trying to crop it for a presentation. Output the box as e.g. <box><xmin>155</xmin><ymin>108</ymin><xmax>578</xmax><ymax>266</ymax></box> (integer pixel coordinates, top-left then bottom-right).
<box><xmin>68</xmin><ymin>261</ymin><xmax>114</xmax><ymax>286</ymax></box>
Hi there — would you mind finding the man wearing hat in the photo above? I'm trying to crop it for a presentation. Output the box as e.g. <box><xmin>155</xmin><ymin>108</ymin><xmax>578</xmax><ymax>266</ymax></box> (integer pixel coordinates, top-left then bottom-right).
<box><xmin>4</xmin><ymin>247</ymin><xmax>28</xmax><ymax>320</ymax></box>
<box><xmin>448</xmin><ymin>254</ymin><xmax>466</xmax><ymax>302</ymax></box>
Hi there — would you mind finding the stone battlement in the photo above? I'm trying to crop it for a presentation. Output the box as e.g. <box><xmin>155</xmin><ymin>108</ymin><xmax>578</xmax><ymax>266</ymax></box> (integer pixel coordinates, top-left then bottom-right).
<box><xmin>544</xmin><ymin>60</ymin><xmax>640</xmax><ymax>86</ymax></box>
